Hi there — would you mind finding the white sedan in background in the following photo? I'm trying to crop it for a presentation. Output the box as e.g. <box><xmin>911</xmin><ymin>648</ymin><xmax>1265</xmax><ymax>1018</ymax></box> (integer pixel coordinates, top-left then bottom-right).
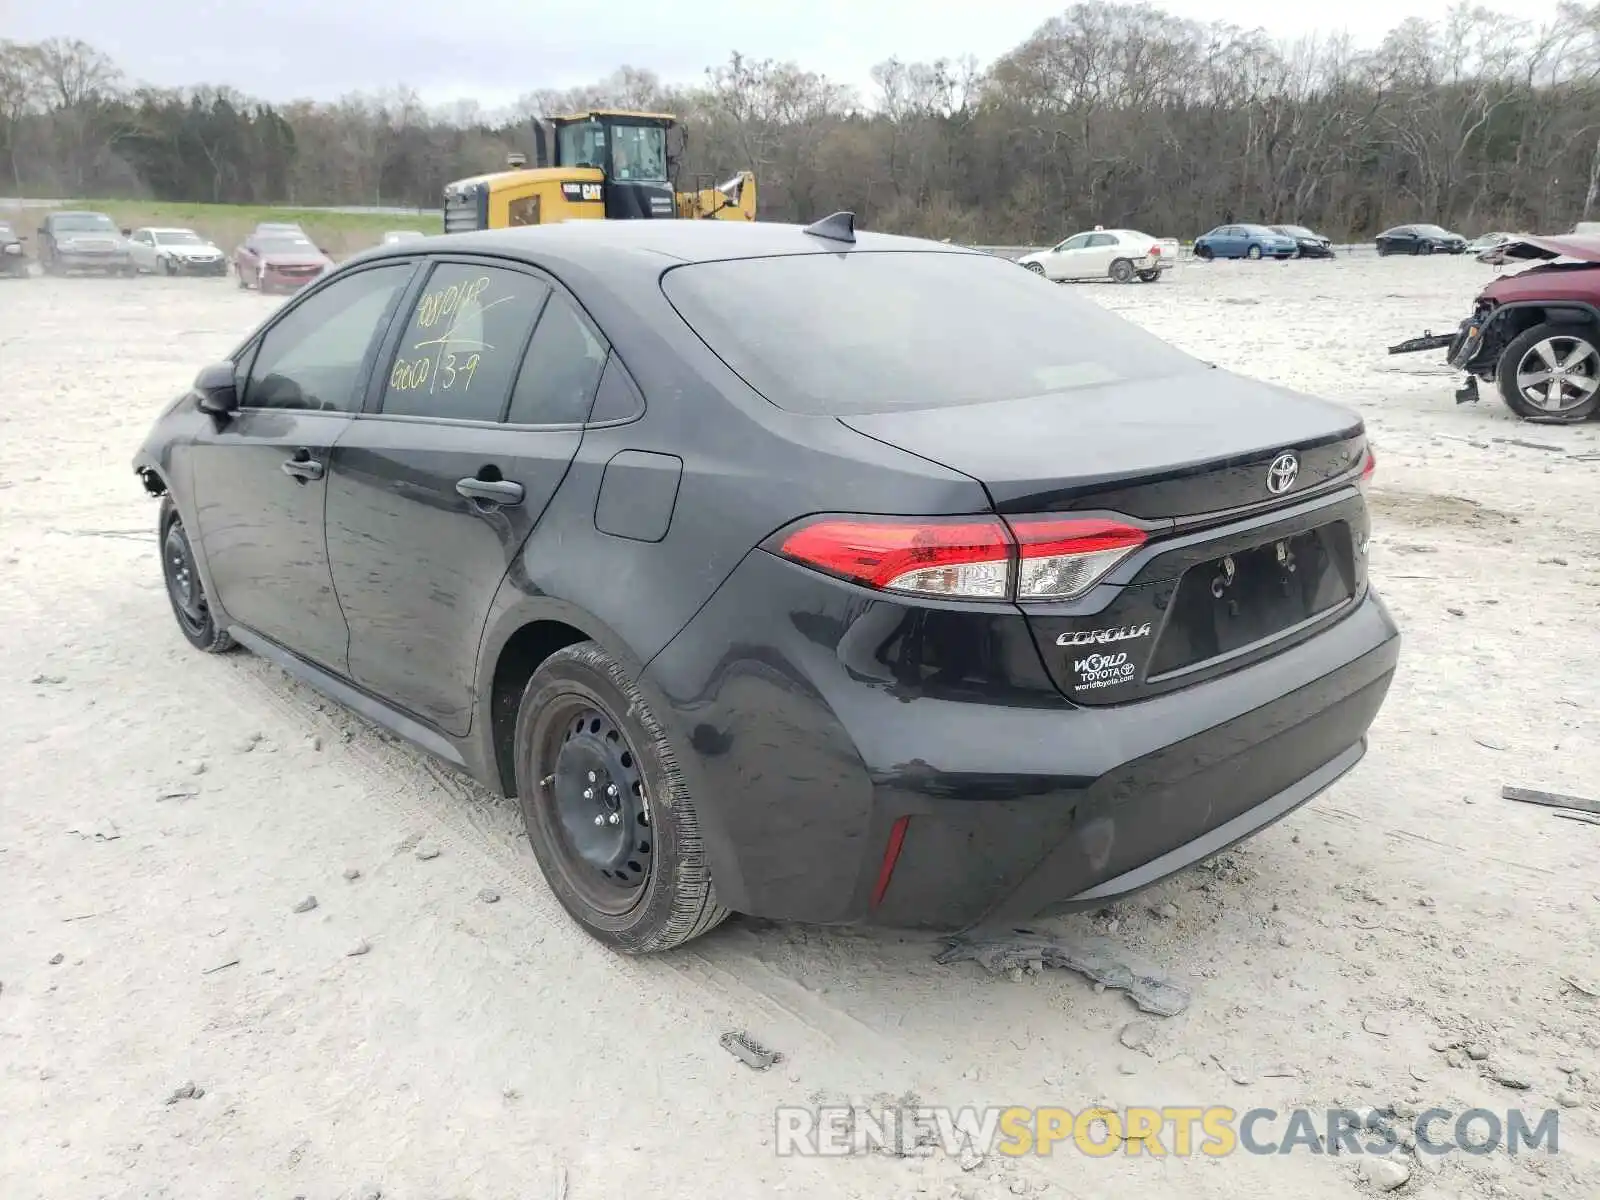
<box><xmin>1018</xmin><ymin>228</ymin><xmax>1178</xmax><ymax>283</ymax></box>
<box><xmin>128</xmin><ymin>227</ymin><xmax>228</xmax><ymax>276</ymax></box>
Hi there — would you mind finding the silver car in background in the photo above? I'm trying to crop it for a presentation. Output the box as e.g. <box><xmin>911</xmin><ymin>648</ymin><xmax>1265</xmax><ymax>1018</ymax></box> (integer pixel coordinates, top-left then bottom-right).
<box><xmin>128</xmin><ymin>227</ymin><xmax>228</xmax><ymax>276</ymax></box>
<box><xmin>1017</xmin><ymin>228</ymin><xmax>1178</xmax><ymax>283</ymax></box>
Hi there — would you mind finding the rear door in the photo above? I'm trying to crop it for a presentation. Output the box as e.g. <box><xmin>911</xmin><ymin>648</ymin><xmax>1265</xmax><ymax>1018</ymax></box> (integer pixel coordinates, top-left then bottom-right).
<box><xmin>324</xmin><ymin>257</ymin><xmax>606</xmax><ymax>736</ymax></box>
<box><xmin>1081</xmin><ymin>232</ymin><xmax>1119</xmax><ymax>276</ymax></box>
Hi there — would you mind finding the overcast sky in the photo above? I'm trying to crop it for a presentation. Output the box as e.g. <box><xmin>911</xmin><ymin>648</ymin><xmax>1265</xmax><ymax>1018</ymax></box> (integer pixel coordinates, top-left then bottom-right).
<box><xmin>5</xmin><ymin>0</ymin><xmax>1566</xmax><ymax>108</ymax></box>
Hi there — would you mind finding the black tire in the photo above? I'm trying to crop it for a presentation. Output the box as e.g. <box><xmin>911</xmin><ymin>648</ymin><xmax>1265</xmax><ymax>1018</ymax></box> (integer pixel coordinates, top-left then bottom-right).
<box><xmin>1415</xmin><ymin>241</ymin><xmax>1431</xmax><ymax>255</ymax></box>
<box><xmin>236</xmin><ymin>264</ymin><xmax>248</xmax><ymax>289</ymax></box>
<box><xmin>1246</xmin><ymin>244</ymin><xmax>1263</xmax><ymax>260</ymax></box>
<box><xmin>1136</xmin><ymin>269</ymin><xmax>1160</xmax><ymax>282</ymax></box>
<box><xmin>159</xmin><ymin>497</ymin><xmax>235</xmax><ymax>653</ymax></box>
<box><xmin>1109</xmin><ymin>257</ymin><xmax>1134</xmax><ymax>283</ymax></box>
<box><xmin>161</xmin><ymin>257</ymin><xmax>175</xmax><ymax>276</ymax></box>
<box><xmin>1024</xmin><ymin>261</ymin><xmax>1045</xmax><ymax>275</ymax></box>
<box><xmin>514</xmin><ymin>642</ymin><xmax>728</xmax><ymax>953</ymax></box>
<box><xmin>1194</xmin><ymin>244</ymin><xmax>1213</xmax><ymax>261</ymax></box>
<box><xmin>1495</xmin><ymin>322</ymin><xmax>1600</xmax><ymax>423</ymax></box>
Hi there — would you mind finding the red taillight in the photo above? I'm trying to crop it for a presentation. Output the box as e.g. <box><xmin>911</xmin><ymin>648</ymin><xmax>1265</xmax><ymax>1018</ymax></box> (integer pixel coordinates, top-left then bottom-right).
<box><xmin>1359</xmin><ymin>446</ymin><xmax>1376</xmax><ymax>491</ymax></box>
<box><xmin>775</xmin><ymin>515</ymin><xmax>1012</xmax><ymax>598</ymax></box>
<box><xmin>772</xmin><ymin>514</ymin><xmax>1147</xmax><ymax>602</ymax></box>
<box><xmin>1149</xmin><ymin>244</ymin><xmax>1161</xmax><ymax>256</ymax></box>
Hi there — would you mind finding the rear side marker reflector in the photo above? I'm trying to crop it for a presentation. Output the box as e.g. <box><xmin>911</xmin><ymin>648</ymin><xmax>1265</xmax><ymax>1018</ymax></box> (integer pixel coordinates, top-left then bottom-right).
<box><xmin>770</xmin><ymin>513</ymin><xmax>1147</xmax><ymax>602</ymax></box>
<box><xmin>871</xmin><ymin>815</ymin><xmax>911</xmax><ymax>909</ymax></box>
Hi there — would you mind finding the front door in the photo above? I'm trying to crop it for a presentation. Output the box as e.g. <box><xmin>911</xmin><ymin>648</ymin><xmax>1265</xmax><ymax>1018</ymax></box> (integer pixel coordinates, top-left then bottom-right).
<box><xmin>189</xmin><ymin>262</ymin><xmax>415</xmax><ymax>670</ymax></box>
<box><xmin>325</xmin><ymin>260</ymin><xmax>606</xmax><ymax>735</ymax></box>
<box><xmin>1046</xmin><ymin>233</ymin><xmax>1090</xmax><ymax>280</ymax></box>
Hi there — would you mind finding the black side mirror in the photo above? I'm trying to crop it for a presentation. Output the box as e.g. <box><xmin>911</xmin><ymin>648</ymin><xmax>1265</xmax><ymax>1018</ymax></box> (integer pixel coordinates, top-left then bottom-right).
<box><xmin>194</xmin><ymin>361</ymin><xmax>239</xmax><ymax>417</ymax></box>
<box><xmin>121</xmin><ymin>227</ymin><xmax>132</xmax><ymax>236</ymax></box>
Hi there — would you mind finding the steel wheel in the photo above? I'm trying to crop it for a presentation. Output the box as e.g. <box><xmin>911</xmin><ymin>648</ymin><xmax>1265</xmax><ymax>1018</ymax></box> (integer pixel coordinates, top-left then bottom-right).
<box><xmin>1024</xmin><ymin>261</ymin><xmax>1045</xmax><ymax>275</ymax></box>
<box><xmin>1246</xmin><ymin>244</ymin><xmax>1262</xmax><ymax>259</ymax></box>
<box><xmin>1514</xmin><ymin>335</ymin><xmax>1599</xmax><ymax>413</ymax></box>
<box><xmin>157</xmin><ymin>500</ymin><xmax>233</xmax><ymax>652</ymax></box>
<box><xmin>537</xmin><ymin>697</ymin><xmax>654</xmax><ymax>914</ymax></box>
<box><xmin>163</xmin><ymin>520</ymin><xmax>209</xmax><ymax>638</ymax></box>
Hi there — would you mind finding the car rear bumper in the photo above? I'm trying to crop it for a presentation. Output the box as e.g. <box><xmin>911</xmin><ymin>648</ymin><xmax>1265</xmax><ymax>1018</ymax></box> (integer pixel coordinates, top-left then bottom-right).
<box><xmin>642</xmin><ymin>549</ymin><xmax>1400</xmax><ymax>929</ymax></box>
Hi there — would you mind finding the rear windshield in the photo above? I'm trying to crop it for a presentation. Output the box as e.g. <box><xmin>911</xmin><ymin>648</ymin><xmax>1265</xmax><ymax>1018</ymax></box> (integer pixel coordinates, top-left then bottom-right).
<box><xmin>660</xmin><ymin>250</ymin><xmax>1202</xmax><ymax>415</ymax></box>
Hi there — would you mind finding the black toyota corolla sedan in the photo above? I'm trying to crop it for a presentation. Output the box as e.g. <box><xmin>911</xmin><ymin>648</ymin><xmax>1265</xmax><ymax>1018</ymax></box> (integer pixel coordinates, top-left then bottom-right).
<box><xmin>134</xmin><ymin>216</ymin><xmax>1399</xmax><ymax>953</ymax></box>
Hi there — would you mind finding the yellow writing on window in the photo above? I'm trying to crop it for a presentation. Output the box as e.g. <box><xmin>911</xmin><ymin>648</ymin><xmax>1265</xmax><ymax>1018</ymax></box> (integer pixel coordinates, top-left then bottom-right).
<box><xmin>416</xmin><ymin>275</ymin><xmax>491</xmax><ymax>329</ymax></box>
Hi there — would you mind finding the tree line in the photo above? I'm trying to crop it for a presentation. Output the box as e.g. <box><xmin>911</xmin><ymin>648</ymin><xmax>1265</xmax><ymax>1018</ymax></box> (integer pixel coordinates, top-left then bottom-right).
<box><xmin>3</xmin><ymin>1</ymin><xmax>1599</xmax><ymax>241</ymax></box>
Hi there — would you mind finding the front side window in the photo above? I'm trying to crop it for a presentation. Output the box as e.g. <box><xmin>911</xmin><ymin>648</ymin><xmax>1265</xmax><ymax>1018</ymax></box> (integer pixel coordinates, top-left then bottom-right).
<box><xmin>1057</xmin><ymin>234</ymin><xmax>1089</xmax><ymax>252</ymax></box>
<box><xmin>244</xmin><ymin>265</ymin><xmax>412</xmax><ymax>411</ymax></box>
<box><xmin>379</xmin><ymin>262</ymin><xmax>550</xmax><ymax>423</ymax></box>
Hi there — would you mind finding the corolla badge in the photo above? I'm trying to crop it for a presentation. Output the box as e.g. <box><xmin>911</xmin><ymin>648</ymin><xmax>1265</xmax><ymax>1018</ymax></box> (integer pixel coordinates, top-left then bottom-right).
<box><xmin>1266</xmin><ymin>451</ymin><xmax>1300</xmax><ymax>495</ymax></box>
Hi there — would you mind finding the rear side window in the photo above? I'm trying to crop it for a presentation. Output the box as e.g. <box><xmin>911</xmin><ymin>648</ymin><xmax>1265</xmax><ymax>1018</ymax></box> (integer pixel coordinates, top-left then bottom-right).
<box><xmin>661</xmin><ymin>251</ymin><xmax>1201</xmax><ymax>416</ymax></box>
<box><xmin>505</xmin><ymin>294</ymin><xmax>609</xmax><ymax>425</ymax></box>
<box><xmin>378</xmin><ymin>262</ymin><xmax>550</xmax><ymax>422</ymax></box>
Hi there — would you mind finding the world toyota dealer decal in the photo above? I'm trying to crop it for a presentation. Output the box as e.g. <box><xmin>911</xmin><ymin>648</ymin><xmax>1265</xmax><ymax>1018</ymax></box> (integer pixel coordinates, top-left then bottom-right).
<box><xmin>1072</xmin><ymin>651</ymin><xmax>1138</xmax><ymax>690</ymax></box>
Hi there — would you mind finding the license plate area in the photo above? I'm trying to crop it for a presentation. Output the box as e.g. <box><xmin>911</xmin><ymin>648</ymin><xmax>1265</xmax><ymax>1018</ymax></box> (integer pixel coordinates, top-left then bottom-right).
<box><xmin>1146</xmin><ymin>523</ymin><xmax>1355</xmax><ymax>679</ymax></box>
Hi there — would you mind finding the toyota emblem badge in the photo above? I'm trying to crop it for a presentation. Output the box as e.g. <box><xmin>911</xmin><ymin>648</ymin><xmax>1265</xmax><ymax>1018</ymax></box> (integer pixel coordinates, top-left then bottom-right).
<box><xmin>1266</xmin><ymin>451</ymin><xmax>1299</xmax><ymax>495</ymax></box>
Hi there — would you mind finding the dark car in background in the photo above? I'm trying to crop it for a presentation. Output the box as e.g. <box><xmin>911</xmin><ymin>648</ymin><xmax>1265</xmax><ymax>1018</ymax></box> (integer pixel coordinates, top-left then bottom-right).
<box><xmin>36</xmin><ymin>210</ymin><xmax>136</xmax><ymax>275</ymax></box>
<box><xmin>1376</xmin><ymin>225</ymin><xmax>1468</xmax><ymax>256</ymax></box>
<box><xmin>0</xmin><ymin>221</ymin><xmax>27</xmax><ymax>276</ymax></box>
<box><xmin>1270</xmin><ymin>225</ymin><xmax>1334</xmax><ymax>258</ymax></box>
<box><xmin>233</xmin><ymin>231</ymin><xmax>333</xmax><ymax>294</ymax></box>
<box><xmin>134</xmin><ymin>217</ymin><xmax>1399</xmax><ymax>954</ymax></box>
<box><xmin>1192</xmin><ymin>223</ymin><xmax>1299</xmax><ymax>260</ymax></box>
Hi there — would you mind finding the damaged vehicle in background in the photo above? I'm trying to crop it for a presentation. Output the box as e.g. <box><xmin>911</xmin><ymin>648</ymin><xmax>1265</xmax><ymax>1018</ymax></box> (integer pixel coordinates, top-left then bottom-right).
<box><xmin>129</xmin><ymin>227</ymin><xmax>228</xmax><ymax>276</ymax></box>
<box><xmin>1017</xmin><ymin>228</ymin><xmax>1177</xmax><ymax>282</ymax></box>
<box><xmin>0</xmin><ymin>220</ymin><xmax>27</xmax><ymax>276</ymax></box>
<box><xmin>36</xmin><ymin>210</ymin><xmax>136</xmax><ymax>275</ymax></box>
<box><xmin>1269</xmin><ymin>225</ymin><xmax>1335</xmax><ymax>258</ymax></box>
<box><xmin>1388</xmin><ymin>233</ymin><xmax>1600</xmax><ymax>422</ymax></box>
<box><xmin>1375</xmin><ymin>224</ymin><xmax>1468</xmax><ymax>256</ymax></box>
<box><xmin>233</xmin><ymin>231</ymin><xmax>334</xmax><ymax>295</ymax></box>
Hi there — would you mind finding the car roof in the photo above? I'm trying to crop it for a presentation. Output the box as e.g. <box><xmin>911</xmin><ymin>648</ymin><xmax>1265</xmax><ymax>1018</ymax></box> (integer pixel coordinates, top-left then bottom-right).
<box><xmin>50</xmin><ymin>210</ymin><xmax>112</xmax><ymax>219</ymax></box>
<box><xmin>146</xmin><ymin>226</ymin><xmax>199</xmax><ymax>234</ymax></box>
<box><xmin>356</xmin><ymin>219</ymin><xmax>972</xmax><ymax>277</ymax></box>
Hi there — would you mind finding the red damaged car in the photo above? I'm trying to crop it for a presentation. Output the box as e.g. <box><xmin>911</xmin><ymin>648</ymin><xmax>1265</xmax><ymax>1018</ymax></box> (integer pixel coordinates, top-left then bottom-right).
<box><xmin>1390</xmin><ymin>233</ymin><xmax>1600</xmax><ymax>422</ymax></box>
<box><xmin>233</xmin><ymin>231</ymin><xmax>332</xmax><ymax>295</ymax></box>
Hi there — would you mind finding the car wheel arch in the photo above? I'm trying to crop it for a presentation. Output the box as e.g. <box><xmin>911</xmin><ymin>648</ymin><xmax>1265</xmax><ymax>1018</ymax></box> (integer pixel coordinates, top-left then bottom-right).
<box><xmin>477</xmin><ymin>602</ymin><xmax>649</xmax><ymax>798</ymax></box>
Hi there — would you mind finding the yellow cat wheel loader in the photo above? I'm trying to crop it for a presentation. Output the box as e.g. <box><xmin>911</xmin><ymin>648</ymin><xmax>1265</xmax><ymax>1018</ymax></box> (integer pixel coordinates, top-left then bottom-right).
<box><xmin>442</xmin><ymin>109</ymin><xmax>757</xmax><ymax>233</ymax></box>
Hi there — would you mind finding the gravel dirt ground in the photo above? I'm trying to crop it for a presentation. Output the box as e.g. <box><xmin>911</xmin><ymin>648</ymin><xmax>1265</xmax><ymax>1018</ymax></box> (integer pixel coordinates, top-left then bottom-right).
<box><xmin>1</xmin><ymin>255</ymin><xmax>1597</xmax><ymax>1200</ymax></box>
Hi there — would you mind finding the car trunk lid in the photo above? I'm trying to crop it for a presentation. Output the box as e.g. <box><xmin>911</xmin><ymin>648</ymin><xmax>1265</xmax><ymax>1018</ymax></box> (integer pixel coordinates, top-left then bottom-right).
<box><xmin>839</xmin><ymin>371</ymin><xmax>1371</xmax><ymax>705</ymax></box>
<box><xmin>838</xmin><ymin>368</ymin><xmax>1365</xmax><ymax>521</ymax></box>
